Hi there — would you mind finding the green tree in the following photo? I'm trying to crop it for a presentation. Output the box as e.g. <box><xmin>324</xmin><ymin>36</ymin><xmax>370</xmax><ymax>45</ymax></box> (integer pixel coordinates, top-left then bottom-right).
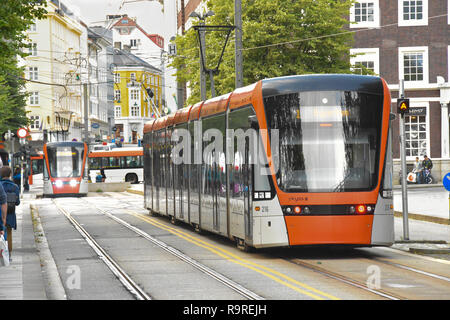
<box><xmin>0</xmin><ymin>0</ymin><xmax>46</xmax><ymax>134</ymax></box>
<box><xmin>171</xmin><ymin>0</ymin><xmax>355</xmax><ymax>106</ymax></box>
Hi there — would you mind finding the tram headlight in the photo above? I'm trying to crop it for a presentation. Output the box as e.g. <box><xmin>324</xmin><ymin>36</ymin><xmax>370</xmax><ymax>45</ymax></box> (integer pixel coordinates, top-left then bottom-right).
<box><xmin>54</xmin><ymin>180</ymin><xmax>63</xmax><ymax>188</ymax></box>
<box><xmin>303</xmin><ymin>206</ymin><xmax>311</xmax><ymax>214</ymax></box>
<box><xmin>70</xmin><ymin>179</ymin><xmax>78</xmax><ymax>187</ymax></box>
<box><xmin>294</xmin><ymin>206</ymin><xmax>301</xmax><ymax>214</ymax></box>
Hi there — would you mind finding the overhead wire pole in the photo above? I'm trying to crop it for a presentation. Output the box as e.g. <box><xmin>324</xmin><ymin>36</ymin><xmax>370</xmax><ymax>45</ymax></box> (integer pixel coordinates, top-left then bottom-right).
<box><xmin>235</xmin><ymin>0</ymin><xmax>243</xmax><ymax>89</ymax></box>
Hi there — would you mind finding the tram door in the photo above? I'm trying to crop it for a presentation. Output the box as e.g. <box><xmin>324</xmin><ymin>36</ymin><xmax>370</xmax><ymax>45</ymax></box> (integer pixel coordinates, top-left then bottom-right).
<box><xmin>228</xmin><ymin>106</ymin><xmax>255</xmax><ymax>242</ymax></box>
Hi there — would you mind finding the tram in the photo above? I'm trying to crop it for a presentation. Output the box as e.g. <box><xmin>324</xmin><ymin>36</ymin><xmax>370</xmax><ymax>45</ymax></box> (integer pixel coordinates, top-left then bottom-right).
<box><xmin>143</xmin><ymin>74</ymin><xmax>394</xmax><ymax>249</ymax></box>
<box><xmin>43</xmin><ymin>141</ymin><xmax>88</xmax><ymax>197</ymax></box>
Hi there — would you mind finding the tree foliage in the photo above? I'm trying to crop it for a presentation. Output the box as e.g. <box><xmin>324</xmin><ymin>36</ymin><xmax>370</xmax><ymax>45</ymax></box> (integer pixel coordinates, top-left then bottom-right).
<box><xmin>0</xmin><ymin>0</ymin><xmax>47</xmax><ymax>134</ymax></box>
<box><xmin>170</xmin><ymin>0</ymin><xmax>356</xmax><ymax>106</ymax></box>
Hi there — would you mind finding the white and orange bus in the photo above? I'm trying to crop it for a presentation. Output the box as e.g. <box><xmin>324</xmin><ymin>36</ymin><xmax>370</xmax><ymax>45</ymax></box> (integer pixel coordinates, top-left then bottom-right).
<box><xmin>88</xmin><ymin>147</ymin><xmax>143</xmax><ymax>184</ymax></box>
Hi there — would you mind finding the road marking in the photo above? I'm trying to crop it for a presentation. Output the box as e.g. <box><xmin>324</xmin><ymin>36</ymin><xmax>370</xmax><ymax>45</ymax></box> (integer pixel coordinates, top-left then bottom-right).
<box><xmin>128</xmin><ymin>210</ymin><xmax>340</xmax><ymax>300</ymax></box>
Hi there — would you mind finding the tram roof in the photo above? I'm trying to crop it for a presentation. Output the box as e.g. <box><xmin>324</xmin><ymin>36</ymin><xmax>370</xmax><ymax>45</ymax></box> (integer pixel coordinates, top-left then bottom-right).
<box><xmin>199</xmin><ymin>93</ymin><xmax>231</xmax><ymax>118</ymax></box>
<box><xmin>143</xmin><ymin>119</ymin><xmax>156</xmax><ymax>133</ymax></box>
<box><xmin>173</xmin><ymin>105</ymin><xmax>192</xmax><ymax>125</ymax></box>
<box><xmin>261</xmin><ymin>74</ymin><xmax>383</xmax><ymax>98</ymax></box>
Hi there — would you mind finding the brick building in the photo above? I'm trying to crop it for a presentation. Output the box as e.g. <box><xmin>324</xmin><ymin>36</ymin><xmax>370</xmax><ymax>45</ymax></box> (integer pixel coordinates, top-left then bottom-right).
<box><xmin>350</xmin><ymin>0</ymin><xmax>450</xmax><ymax>183</ymax></box>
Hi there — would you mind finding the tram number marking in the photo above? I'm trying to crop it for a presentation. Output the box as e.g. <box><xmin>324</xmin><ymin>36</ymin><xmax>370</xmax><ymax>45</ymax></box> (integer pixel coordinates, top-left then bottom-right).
<box><xmin>260</xmin><ymin>206</ymin><xmax>268</xmax><ymax>213</ymax></box>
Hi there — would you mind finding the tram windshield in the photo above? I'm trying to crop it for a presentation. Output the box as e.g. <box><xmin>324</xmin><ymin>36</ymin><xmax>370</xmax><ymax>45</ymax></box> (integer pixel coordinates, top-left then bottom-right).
<box><xmin>264</xmin><ymin>90</ymin><xmax>383</xmax><ymax>192</ymax></box>
<box><xmin>47</xmin><ymin>145</ymin><xmax>84</xmax><ymax>178</ymax></box>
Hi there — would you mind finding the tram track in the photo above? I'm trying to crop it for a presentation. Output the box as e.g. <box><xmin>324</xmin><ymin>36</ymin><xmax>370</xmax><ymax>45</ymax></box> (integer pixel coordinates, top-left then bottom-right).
<box><xmin>280</xmin><ymin>249</ymin><xmax>450</xmax><ymax>301</ymax></box>
<box><xmin>281</xmin><ymin>256</ymin><xmax>404</xmax><ymax>300</ymax></box>
<box><xmin>53</xmin><ymin>198</ymin><xmax>264</xmax><ymax>301</ymax></box>
<box><xmin>52</xmin><ymin>199</ymin><xmax>152</xmax><ymax>300</ymax></box>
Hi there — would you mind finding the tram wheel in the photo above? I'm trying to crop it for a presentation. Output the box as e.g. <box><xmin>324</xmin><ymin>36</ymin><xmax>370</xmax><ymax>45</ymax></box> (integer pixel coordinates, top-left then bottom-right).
<box><xmin>236</xmin><ymin>238</ymin><xmax>254</xmax><ymax>253</ymax></box>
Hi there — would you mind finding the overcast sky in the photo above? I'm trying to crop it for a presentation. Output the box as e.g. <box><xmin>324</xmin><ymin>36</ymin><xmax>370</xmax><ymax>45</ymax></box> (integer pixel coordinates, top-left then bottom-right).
<box><xmin>66</xmin><ymin>0</ymin><xmax>167</xmax><ymax>37</ymax></box>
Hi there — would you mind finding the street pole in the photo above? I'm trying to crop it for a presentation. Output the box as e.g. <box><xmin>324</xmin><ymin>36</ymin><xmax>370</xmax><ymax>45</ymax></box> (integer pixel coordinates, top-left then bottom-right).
<box><xmin>83</xmin><ymin>83</ymin><xmax>89</xmax><ymax>143</ymax></box>
<box><xmin>235</xmin><ymin>0</ymin><xmax>243</xmax><ymax>89</ymax></box>
<box><xmin>399</xmin><ymin>79</ymin><xmax>410</xmax><ymax>240</ymax></box>
<box><xmin>199</xmin><ymin>21</ymin><xmax>207</xmax><ymax>101</ymax></box>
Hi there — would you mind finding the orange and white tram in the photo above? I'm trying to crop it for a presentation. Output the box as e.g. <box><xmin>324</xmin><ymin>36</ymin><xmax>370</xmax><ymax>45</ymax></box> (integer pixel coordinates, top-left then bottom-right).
<box><xmin>143</xmin><ymin>74</ymin><xmax>394</xmax><ymax>249</ymax></box>
<box><xmin>43</xmin><ymin>141</ymin><xmax>89</xmax><ymax>197</ymax></box>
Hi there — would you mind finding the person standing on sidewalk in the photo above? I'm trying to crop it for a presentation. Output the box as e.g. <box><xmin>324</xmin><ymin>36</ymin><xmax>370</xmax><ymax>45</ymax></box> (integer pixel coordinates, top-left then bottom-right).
<box><xmin>0</xmin><ymin>166</ymin><xmax>20</xmax><ymax>259</ymax></box>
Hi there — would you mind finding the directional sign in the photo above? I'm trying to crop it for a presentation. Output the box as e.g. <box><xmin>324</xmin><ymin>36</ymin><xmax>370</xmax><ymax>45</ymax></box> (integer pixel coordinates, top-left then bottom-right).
<box><xmin>443</xmin><ymin>173</ymin><xmax>450</xmax><ymax>191</ymax></box>
<box><xmin>17</xmin><ymin>128</ymin><xmax>28</xmax><ymax>138</ymax></box>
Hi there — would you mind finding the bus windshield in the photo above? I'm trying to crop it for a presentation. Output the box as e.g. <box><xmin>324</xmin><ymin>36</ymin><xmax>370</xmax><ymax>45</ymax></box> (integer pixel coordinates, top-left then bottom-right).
<box><xmin>47</xmin><ymin>145</ymin><xmax>84</xmax><ymax>178</ymax></box>
<box><xmin>264</xmin><ymin>90</ymin><xmax>383</xmax><ymax>192</ymax></box>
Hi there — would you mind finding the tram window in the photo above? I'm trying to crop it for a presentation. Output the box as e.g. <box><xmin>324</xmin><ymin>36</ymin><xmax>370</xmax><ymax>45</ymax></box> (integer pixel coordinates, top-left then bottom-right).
<box><xmin>264</xmin><ymin>91</ymin><xmax>383</xmax><ymax>192</ymax></box>
<box><xmin>32</xmin><ymin>159</ymin><xmax>44</xmax><ymax>175</ymax></box>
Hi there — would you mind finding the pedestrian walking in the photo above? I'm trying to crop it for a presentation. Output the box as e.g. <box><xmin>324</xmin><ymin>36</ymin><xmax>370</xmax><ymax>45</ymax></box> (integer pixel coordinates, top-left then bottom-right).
<box><xmin>0</xmin><ymin>183</ymin><xmax>6</xmax><ymax>238</ymax></box>
<box><xmin>0</xmin><ymin>166</ymin><xmax>20</xmax><ymax>260</ymax></box>
<box><xmin>421</xmin><ymin>155</ymin><xmax>433</xmax><ymax>183</ymax></box>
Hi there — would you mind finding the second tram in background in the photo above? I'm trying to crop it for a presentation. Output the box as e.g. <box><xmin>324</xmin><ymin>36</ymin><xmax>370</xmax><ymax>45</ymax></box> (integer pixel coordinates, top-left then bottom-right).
<box><xmin>143</xmin><ymin>74</ymin><xmax>394</xmax><ymax>250</ymax></box>
<box><xmin>43</xmin><ymin>141</ymin><xmax>88</xmax><ymax>197</ymax></box>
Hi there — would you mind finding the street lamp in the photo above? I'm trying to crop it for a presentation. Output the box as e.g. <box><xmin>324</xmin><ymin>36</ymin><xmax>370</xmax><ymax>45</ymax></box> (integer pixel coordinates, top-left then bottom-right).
<box><xmin>189</xmin><ymin>11</ymin><xmax>215</xmax><ymax>101</ymax></box>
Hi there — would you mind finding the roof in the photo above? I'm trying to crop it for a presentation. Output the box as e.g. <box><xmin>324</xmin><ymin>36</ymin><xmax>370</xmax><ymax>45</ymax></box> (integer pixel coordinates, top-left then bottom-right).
<box><xmin>112</xmin><ymin>15</ymin><xmax>164</xmax><ymax>49</ymax></box>
<box><xmin>113</xmin><ymin>48</ymin><xmax>161</xmax><ymax>73</ymax></box>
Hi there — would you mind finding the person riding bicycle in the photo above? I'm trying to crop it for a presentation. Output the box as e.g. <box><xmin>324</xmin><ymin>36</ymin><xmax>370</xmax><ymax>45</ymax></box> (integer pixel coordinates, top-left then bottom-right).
<box><xmin>421</xmin><ymin>155</ymin><xmax>433</xmax><ymax>183</ymax></box>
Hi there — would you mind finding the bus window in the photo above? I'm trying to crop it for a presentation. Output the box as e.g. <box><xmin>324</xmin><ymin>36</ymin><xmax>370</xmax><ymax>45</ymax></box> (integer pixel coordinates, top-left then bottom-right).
<box><xmin>124</xmin><ymin>156</ymin><xmax>139</xmax><ymax>168</ymax></box>
<box><xmin>89</xmin><ymin>157</ymin><xmax>101</xmax><ymax>169</ymax></box>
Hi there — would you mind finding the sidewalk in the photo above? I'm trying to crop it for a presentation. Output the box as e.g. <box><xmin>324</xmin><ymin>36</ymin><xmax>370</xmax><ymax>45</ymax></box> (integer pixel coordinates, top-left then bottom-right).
<box><xmin>0</xmin><ymin>189</ymin><xmax>46</xmax><ymax>300</ymax></box>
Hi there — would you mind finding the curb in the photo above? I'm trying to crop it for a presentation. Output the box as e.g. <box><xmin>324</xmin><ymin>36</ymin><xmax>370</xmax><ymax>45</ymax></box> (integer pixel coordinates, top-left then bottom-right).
<box><xmin>394</xmin><ymin>211</ymin><xmax>450</xmax><ymax>225</ymax></box>
<box><xmin>30</xmin><ymin>204</ymin><xmax>67</xmax><ymax>300</ymax></box>
<box><xmin>126</xmin><ymin>188</ymin><xmax>144</xmax><ymax>196</ymax></box>
<box><xmin>408</xmin><ymin>247</ymin><xmax>450</xmax><ymax>254</ymax></box>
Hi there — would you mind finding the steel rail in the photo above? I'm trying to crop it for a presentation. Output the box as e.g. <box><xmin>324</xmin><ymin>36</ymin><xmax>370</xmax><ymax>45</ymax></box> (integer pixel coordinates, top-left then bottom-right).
<box><xmin>283</xmin><ymin>257</ymin><xmax>405</xmax><ymax>300</ymax></box>
<box><xmin>52</xmin><ymin>199</ymin><xmax>152</xmax><ymax>300</ymax></box>
<box><xmin>81</xmin><ymin>198</ymin><xmax>264</xmax><ymax>300</ymax></box>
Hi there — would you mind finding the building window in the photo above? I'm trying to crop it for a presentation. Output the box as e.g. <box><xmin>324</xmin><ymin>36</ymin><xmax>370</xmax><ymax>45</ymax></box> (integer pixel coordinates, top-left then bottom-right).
<box><xmin>115</xmin><ymin>105</ymin><xmax>121</xmax><ymax>118</ymax></box>
<box><xmin>29</xmin><ymin>92</ymin><xmax>39</xmax><ymax>105</ymax></box>
<box><xmin>130</xmin><ymin>89</ymin><xmax>140</xmax><ymax>100</ymax></box>
<box><xmin>130</xmin><ymin>39</ymin><xmax>138</xmax><ymax>47</ymax></box>
<box><xmin>405</xmin><ymin>110</ymin><xmax>428</xmax><ymax>157</ymax></box>
<box><xmin>29</xmin><ymin>67</ymin><xmax>38</xmax><ymax>80</ymax></box>
<box><xmin>399</xmin><ymin>0</ymin><xmax>428</xmax><ymax>26</ymax></box>
<box><xmin>114</xmin><ymin>89</ymin><xmax>121</xmax><ymax>102</ymax></box>
<box><xmin>29</xmin><ymin>43</ymin><xmax>37</xmax><ymax>56</ymax></box>
<box><xmin>350</xmin><ymin>1</ymin><xmax>380</xmax><ymax>28</ymax></box>
<box><xmin>29</xmin><ymin>115</ymin><xmax>41</xmax><ymax>130</ymax></box>
<box><xmin>130</xmin><ymin>73</ymin><xmax>136</xmax><ymax>81</ymax></box>
<box><xmin>403</xmin><ymin>53</ymin><xmax>423</xmax><ymax>81</ymax></box>
<box><xmin>131</xmin><ymin>103</ymin><xmax>140</xmax><ymax>117</ymax></box>
<box><xmin>399</xmin><ymin>46</ymin><xmax>428</xmax><ymax>85</ymax></box>
<box><xmin>28</xmin><ymin>22</ymin><xmax>36</xmax><ymax>32</ymax></box>
<box><xmin>114</xmin><ymin>73</ymin><xmax>120</xmax><ymax>83</ymax></box>
<box><xmin>350</xmin><ymin>48</ymin><xmax>379</xmax><ymax>75</ymax></box>
<box><xmin>354</xmin><ymin>61</ymin><xmax>374</xmax><ymax>74</ymax></box>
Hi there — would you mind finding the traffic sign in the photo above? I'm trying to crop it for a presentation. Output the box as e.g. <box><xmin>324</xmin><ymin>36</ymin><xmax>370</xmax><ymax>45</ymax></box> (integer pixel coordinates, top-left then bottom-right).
<box><xmin>397</xmin><ymin>98</ymin><xmax>410</xmax><ymax>115</ymax></box>
<box><xmin>92</xmin><ymin>123</ymin><xmax>100</xmax><ymax>129</ymax></box>
<box><xmin>17</xmin><ymin>128</ymin><xmax>28</xmax><ymax>138</ymax></box>
<box><xmin>443</xmin><ymin>173</ymin><xmax>450</xmax><ymax>191</ymax></box>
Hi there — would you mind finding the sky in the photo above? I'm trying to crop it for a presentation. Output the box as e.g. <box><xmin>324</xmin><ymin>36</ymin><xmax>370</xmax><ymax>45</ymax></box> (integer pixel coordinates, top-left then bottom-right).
<box><xmin>66</xmin><ymin>0</ymin><xmax>168</xmax><ymax>39</ymax></box>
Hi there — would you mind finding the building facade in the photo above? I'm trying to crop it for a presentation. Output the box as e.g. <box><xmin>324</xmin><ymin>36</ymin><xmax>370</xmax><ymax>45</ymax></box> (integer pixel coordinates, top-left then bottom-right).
<box><xmin>113</xmin><ymin>48</ymin><xmax>162</xmax><ymax>144</ymax></box>
<box><xmin>24</xmin><ymin>0</ymin><xmax>84</xmax><ymax>143</ymax></box>
<box><xmin>350</xmin><ymin>0</ymin><xmax>450</xmax><ymax>183</ymax></box>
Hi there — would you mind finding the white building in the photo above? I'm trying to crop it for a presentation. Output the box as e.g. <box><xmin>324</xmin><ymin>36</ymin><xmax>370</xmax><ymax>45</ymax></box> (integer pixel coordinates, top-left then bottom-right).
<box><xmin>23</xmin><ymin>0</ymin><xmax>84</xmax><ymax>142</ymax></box>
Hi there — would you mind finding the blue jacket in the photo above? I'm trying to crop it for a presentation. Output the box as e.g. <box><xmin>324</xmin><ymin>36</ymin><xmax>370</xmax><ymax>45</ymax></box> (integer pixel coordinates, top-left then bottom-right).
<box><xmin>0</xmin><ymin>178</ymin><xmax>20</xmax><ymax>230</ymax></box>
